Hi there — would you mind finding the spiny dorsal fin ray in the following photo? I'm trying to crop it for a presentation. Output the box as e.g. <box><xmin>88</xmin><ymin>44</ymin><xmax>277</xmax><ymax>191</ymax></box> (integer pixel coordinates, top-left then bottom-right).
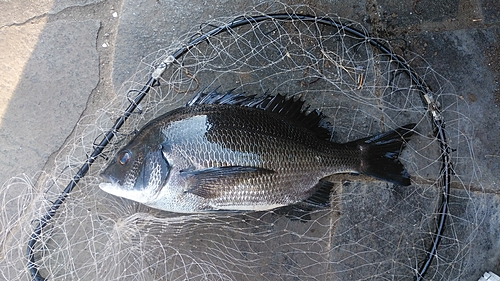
<box><xmin>187</xmin><ymin>88</ymin><xmax>333</xmax><ymax>140</ymax></box>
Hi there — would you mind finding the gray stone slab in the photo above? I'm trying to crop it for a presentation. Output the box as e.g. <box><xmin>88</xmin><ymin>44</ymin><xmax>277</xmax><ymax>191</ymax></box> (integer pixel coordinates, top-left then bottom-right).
<box><xmin>408</xmin><ymin>26</ymin><xmax>500</xmax><ymax>189</ymax></box>
<box><xmin>0</xmin><ymin>19</ymin><xmax>99</xmax><ymax>185</ymax></box>
<box><xmin>0</xmin><ymin>16</ymin><xmax>99</xmax><ymax>281</ymax></box>
<box><xmin>481</xmin><ymin>0</ymin><xmax>500</xmax><ymax>24</ymax></box>
<box><xmin>374</xmin><ymin>0</ymin><xmax>460</xmax><ymax>27</ymax></box>
<box><xmin>50</xmin><ymin>0</ymin><xmax>105</xmax><ymax>14</ymax></box>
<box><xmin>112</xmin><ymin>0</ymin><xmax>367</xmax><ymax>92</ymax></box>
<box><xmin>0</xmin><ymin>0</ymin><xmax>103</xmax><ymax>26</ymax></box>
<box><xmin>331</xmin><ymin>182</ymin><xmax>500</xmax><ymax>280</ymax></box>
<box><xmin>0</xmin><ymin>0</ymin><xmax>53</xmax><ymax>27</ymax></box>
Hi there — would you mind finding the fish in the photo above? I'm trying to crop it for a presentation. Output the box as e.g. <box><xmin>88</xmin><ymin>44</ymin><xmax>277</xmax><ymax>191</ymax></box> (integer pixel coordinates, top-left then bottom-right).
<box><xmin>99</xmin><ymin>89</ymin><xmax>415</xmax><ymax>213</ymax></box>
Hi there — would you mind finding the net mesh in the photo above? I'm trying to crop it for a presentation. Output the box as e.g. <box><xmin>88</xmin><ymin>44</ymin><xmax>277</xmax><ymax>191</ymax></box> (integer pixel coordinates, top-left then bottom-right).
<box><xmin>0</xmin><ymin>3</ymin><xmax>485</xmax><ymax>281</ymax></box>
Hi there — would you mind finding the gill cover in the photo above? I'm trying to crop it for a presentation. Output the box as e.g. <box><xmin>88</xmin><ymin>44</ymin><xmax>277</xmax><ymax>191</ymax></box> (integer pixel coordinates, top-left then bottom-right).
<box><xmin>100</xmin><ymin>144</ymin><xmax>170</xmax><ymax>203</ymax></box>
<box><xmin>133</xmin><ymin>144</ymin><xmax>171</xmax><ymax>193</ymax></box>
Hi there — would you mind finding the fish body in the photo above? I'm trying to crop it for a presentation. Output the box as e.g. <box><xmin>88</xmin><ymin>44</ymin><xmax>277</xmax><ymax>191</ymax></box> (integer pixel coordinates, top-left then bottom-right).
<box><xmin>100</xmin><ymin>89</ymin><xmax>415</xmax><ymax>213</ymax></box>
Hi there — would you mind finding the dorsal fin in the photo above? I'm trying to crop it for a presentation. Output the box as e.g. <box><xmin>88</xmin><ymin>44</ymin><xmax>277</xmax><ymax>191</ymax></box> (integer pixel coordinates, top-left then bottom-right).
<box><xmin>186</xmin><ymin>87</ymin><xmax>255</xmax><ymax>106</ymax></box>
<box><xmin>187</xmin><ymin>88</ymin><xmax>334</xmax><ymax>140</ymax></box>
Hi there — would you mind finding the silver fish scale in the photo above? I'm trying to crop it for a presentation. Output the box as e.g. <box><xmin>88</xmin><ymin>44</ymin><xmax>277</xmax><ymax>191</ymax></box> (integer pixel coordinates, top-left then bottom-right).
<box><xmin>159</xmin><ymin>105</ymin><xmax>359</xmax><ymax>209</ymax></box>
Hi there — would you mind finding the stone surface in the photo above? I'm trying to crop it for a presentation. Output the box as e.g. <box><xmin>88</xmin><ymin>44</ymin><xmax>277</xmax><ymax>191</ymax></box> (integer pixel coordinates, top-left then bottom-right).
<box><xmin>413</xmin><ymin>26</ymin><xmax>500</xmax><ymax>188</ymax></box>
<box><xmin>0</xmin><ymin>19</ymin><xmax>99</xmax><ymax>185</ymax></box>
<box><xmin>481</xmin><ymin>0</ymin><xmax>500</xmax><ymax>24</ymax></box>
<box><xmin>112</xmin><ymin>0</ymin><xmax>367</xmax><ymax>91</ymax></box>
<box><xmin>0</xmin><ymin>0</ymin><xmax>104</xmax><ymax>27</ymax></box>
<box><xmin>0</xmin><ymin>0</ymin><xmax>53</xmax><ymax>27</ymax></box>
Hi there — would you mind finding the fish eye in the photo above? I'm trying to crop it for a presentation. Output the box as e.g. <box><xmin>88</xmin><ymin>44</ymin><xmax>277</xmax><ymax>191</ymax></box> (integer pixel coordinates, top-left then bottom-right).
<box><xmin>118</xmin><ymin>150</ymin><xmax>132</xmax><ymax>165</ymax></box>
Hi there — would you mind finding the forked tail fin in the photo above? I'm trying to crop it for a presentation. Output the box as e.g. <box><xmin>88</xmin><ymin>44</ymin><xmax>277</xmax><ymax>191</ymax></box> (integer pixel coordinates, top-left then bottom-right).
<box><xmin>352</xmin><ymin>123</ymin><xmax>416</xmax><ymax>186</ymax></box>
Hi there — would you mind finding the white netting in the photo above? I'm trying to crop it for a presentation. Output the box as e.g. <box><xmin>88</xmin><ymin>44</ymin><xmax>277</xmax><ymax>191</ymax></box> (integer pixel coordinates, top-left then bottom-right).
<box><xmin>0</xmin><ymin>3</ymin><xmax>485</xmax><ymax>281</ymax></box>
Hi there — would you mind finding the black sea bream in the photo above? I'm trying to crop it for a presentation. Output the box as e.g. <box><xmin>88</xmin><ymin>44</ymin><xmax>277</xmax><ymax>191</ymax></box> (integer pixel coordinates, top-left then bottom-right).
<box><xmin>100</xmin><ymin>89</ymin><xmax>415</xmax><ymax>213</ymax></box>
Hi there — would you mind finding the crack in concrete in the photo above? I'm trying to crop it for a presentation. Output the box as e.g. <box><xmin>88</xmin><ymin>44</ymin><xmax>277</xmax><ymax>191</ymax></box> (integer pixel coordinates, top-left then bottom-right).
<box><xmin>0</xmin><ymin>13</ymin><xmax>48</xmax><ymax>29</ymax></box>
<box><xmin>45</xmin><ymin>0</ymin><xmax>116</xmax><ymax>24</ymax></box>
<box><xmin>1</xmin><ymin>1</ymin><xmax>109</xmax><ymax>29</ymax></box>
<box><xmin>36</xmin><ymin>0</ymin><xmax>124</xmax><ymax>183</ymax></box>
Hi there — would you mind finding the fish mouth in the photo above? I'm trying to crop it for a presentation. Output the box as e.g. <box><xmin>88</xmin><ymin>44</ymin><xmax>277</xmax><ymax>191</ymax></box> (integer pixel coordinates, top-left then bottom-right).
<box><xmin>98</xmin><ymin>174</ymin><xmax>124</xmax><ymax>196</ymax></box>
<box><xmin>99</xmin><ymin>172</ymin><xmax>120</xmax><ymax>185</ymax></box>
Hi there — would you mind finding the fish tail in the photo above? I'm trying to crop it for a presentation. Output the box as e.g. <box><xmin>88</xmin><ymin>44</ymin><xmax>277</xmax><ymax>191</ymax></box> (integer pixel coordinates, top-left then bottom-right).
<box><xmin>353</xmin><ymin>123</ymin><xmax>416</xmax><ymax>186</ymax></box>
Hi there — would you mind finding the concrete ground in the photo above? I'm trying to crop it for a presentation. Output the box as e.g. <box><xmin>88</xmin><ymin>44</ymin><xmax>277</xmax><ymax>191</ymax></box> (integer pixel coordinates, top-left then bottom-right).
<box><xmin>0</xmin><ymin>0</ymin><xmax>499</xmax><ymax>280</ymax></box>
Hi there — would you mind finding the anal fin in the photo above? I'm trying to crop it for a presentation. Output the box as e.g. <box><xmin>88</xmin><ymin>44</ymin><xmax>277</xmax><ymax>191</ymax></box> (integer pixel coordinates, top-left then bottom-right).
<box><xmin>272</xmin><ymin>180</ymin><xmax>334</xmax><ymax>222</ymax></box>
<box><xmin>302</xmin><ymin>179</ymin><xmax>334</xmax><ymax>207</ymax></box>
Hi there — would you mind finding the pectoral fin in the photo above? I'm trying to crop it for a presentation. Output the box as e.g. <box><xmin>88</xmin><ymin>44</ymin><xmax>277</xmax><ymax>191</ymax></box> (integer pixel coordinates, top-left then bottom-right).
<box><xmin>180</xmin><ymin>166</ymin><xmax>274</xmax><ymax>199</ymax></box>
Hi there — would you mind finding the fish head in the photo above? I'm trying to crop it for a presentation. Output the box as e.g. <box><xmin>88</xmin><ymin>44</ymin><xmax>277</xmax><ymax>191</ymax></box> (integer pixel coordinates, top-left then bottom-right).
<box><xmin>99</xmin><ymin>140</ymin><xmax>171</xmax><ymax>204</ymax></box>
